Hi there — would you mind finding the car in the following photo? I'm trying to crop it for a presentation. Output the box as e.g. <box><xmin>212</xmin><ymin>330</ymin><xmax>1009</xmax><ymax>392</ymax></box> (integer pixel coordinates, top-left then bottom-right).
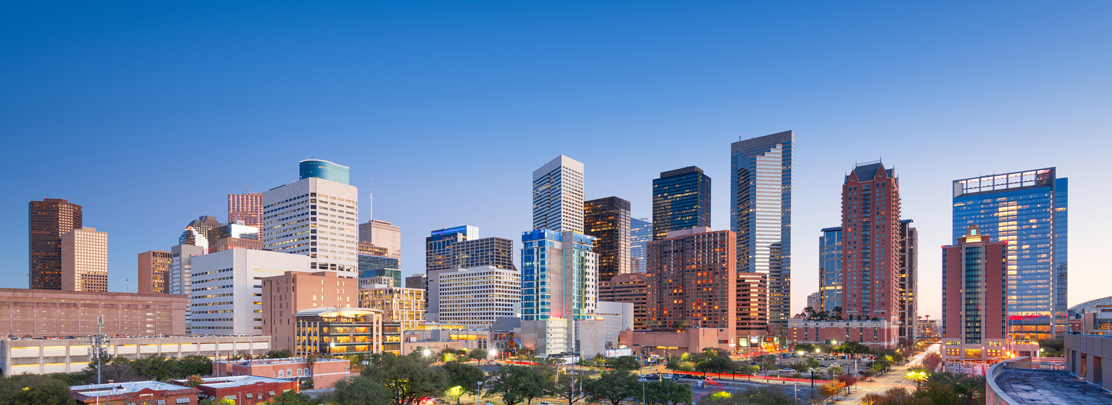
<box><xmin>538</xmin><ymin>402</ymin><xmax>554</xmax><ymax>405</ymax></box>
<box><xmin>637</xmin><ymin>378</ymin><xmax>648</xmax><ymax>382</ymax></box>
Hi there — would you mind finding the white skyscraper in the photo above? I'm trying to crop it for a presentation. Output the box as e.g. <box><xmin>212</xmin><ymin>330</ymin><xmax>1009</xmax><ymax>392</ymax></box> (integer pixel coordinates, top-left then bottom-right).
<box><xmin>262</xmin><ymin>176</ymin><xmax>359</xmax><ymax>274</ymax></box>
<box><xmin>189</xmin><ymin>249</ymin><xmax>310</xmax><ymax>335</ymax></box>
<box><xmin>532</xmin><ymin>155</ymin><xmax>585</xmax><ymax>234</ymax></box>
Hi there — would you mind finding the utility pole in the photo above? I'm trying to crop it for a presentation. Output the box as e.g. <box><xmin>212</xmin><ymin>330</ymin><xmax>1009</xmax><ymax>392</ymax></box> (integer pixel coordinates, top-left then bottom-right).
<box><xmin>89</xmin><ymin>316</ymin><xmax>111</xmax><ymax>384</ymax></box>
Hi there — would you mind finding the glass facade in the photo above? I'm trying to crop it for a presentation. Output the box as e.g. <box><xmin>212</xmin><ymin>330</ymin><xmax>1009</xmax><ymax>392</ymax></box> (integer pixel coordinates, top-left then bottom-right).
<box><xmin>28</xmin><ymin>198</ymin><xmax>82</xmax><ymax>290</ymax></box>
<box><xmin>952</xmin><ymin>168</ymin><xmax>1067</xmax><ymax>340</ymax></box>
<box><xmin>630</xmin><ymin>218</ymin><xmax>652</xmax><ymax>273</ymax></box>
<box><xmin>963</xmin><ymin>246</ymin><xmax>983</xmax><ymax>344</ymax></box>
<box><xmin>819</xmin><ymin>227</ymin><xmax>842</xmax><ymax>313</ymax></box>
<box><xmin>584</xmin><ymin>196</ymin><xmax>631</xmax><ymax>282</ymax></box>
<box><xmin>652</xmin><ymin>167</ymin><xmax>711</xmax><ymax>241</ymax></box>
<box><xmin>731</xmin><ymin>131</ymin><xmax>793</xmax><ymax>333</ymax></box>
<box><xmin>425</xmin><ymin>225</ymin><xmax>477</xmax><ymax>273</ymax></box>
<box><xmin>520</xmin><ymin>230</ymin><xmax>597</xmax><ymax>322</ymax></box>
<box><xmin>299</xmin><ymin>159</ymin><xmax>350</xmax><ymax>185</ymax></box>
<box><xmin>532</xmin><ymin>156</ymin><xmax>585</xmax><ymax>234</ymax></box>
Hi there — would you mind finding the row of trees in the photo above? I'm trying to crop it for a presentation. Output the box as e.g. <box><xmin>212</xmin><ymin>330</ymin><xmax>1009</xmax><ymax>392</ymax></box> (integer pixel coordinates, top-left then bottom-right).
<box><xmin>85</xmin><ymin>354</ymin><xmax>212</xmax><ymax>384</ymax></box>
<box><xmin>862</xmin><ymin>371</ymin><xmax>987</xmax><ymax>405</ymax></box>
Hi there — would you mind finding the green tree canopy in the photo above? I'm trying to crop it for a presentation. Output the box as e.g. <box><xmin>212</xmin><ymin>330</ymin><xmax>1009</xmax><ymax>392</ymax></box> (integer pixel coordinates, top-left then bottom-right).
<box><xmin>326</xmin><ymin>375</ymin><xmax>394</xmax><ymax>405</ymax></box>
<box><xmin>442</xmin><ymin>361</ymin><xmax>486</xmax><ymax>405</ymax></box>
<box><xmin>485</xmin><ymin>365</ymin><xmax>552</xmax><ymax>405</ymax></box>
<box><xmin>586</xmin><ymin>370</ymin><xmax>638</xmax><ymax>405</ymax></box>
<box><xmin>363</xmin><ymin>353</ymin><xmax>450</xmax><ymax>405</ymax></box>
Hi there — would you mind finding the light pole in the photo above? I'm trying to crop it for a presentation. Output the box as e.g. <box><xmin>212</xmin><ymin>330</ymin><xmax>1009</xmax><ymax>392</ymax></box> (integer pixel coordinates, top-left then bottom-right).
<box><xmin>476</xmin><ymin>381</ymin><xmax>483</xmax><ymax>405</ymax></box>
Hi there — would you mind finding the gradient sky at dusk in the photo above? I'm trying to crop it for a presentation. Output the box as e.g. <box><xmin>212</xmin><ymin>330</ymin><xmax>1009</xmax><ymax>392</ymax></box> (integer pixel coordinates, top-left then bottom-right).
<box><xmin>3</xmin><ymin>2</ymin><xmax>1110</xmax><ymax>319</ymax></box>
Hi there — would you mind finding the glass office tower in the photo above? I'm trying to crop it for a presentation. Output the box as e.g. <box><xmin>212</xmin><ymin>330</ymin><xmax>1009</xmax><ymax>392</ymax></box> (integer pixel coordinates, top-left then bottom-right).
<box><xmin>952</xmin><ymin>168</ymin><xmax>1067</xmax><ymax>340</ymax></box>
<box><xmin>630</xmin><ymin>218</ymin><xmax>652</xmax><ymax>273</ymax></box>
<box><xmin>731</xmin><ymin>131</ymin><xmax>794</xmax><ymax>335</ymax></box>
<box><xmin>520</xmin><ymin>230</ymin><xmax>598</xmax><ymax>322</ymax></box>
<box><xmin>584</xmin><ymin>196</ymin><xmax>631</xmax><ymax>282</ymax></box>
<box><xmin>819</xmin><ymin>227</ymin><xmax>842</xmax><ymax>313</ymax></box>
<box><xmin>299</xmin><ymin>159</ymin><xmax>350</xmax><ymax>185</ymax></box>
<box><xmin>652</xmin><ymin>167</ymin><xmax>711</xmax><ymax>241</ymax></box>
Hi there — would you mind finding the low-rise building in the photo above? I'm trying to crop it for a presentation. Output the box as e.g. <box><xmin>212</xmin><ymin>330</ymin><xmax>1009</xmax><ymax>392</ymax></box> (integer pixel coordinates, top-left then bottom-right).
<box><xmin>261</xmin><ymin>271</ymin><xmax>358</xmax><ymax>353</ymax></box>
<box><xmin>172</xmin><ymin>375</ymin><xmax>295</xmax><ymax>405</ymax></box>
<box><xmin>212</xmin><ymin>357</ymin><xmax>350</xmax><ymax>388</ymax></box>
<box><xmin>786</xmin><ymin>318</ymin><xmax>899</xmax><ymax>349</ymax></box>
<box><xmin>0</xmin><ymin>288</ymin><xmax>187</xmax><ymax>338</ymax></box>
<box><xmin>294</xmin><ymin>308</ymin><xmax>389</xmax><ymax>357</ymax></box>
<box><xmin>618</xmin><ymin>327</ymin><xmax>734</xmax><ymax>356</ymax></box>
<box><xmin>1</xmin><ymin>335</ymin><xmax>271</xmax><ymax>377</ymax></box>
<box><xmin>359</xmin><ymin>286</ymin><xmax>425</xmax><ymax>332</ymax></box>
<box><xmin>70</xmin><ymin>381</ymin><xmax>201</xmax><ymax>405</ymax></box>
<box><xmin>1065</xmin><ymin>334</ymin><xmax>1112</xmax><ymax>392</ymax></box>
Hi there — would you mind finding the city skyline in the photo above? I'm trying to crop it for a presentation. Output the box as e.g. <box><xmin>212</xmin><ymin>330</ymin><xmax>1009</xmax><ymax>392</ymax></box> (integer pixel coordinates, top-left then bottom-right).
<box><xmin>3</xmin><ymin>2</ymin><xmax>1111</xmax><ymax>322</ymax></box>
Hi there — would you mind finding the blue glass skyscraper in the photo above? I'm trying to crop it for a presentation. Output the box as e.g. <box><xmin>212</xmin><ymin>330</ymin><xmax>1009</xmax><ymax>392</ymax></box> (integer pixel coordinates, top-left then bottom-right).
<box><xmin>731</xmin><ymin>131</ymin><xmax>794</xmax><ymax>334</ymax></box>
<box><xmin>953</xmin><ymin>168</ymin><xmax>1067</xmax><ymax>340</ymax></box>
<box><xmin>630</xmin><ymin>218</ymin><xmax>652</xmax><ymax>273</ymax></box>
<box><xmin>819</xmin><ymin>227</ymin><xmax>842</xmax><ymax>313</ymax></box>
<box><xmin>652</xmin><ymin>167</ymin><xmax>711</xmax><ymax>241</ymax></box>
<box><xmin>520</xmin><ymin>230</ymin><xmax>598</xmax><ymax>322</ymax></box>
<box><xmin>299</xmin><ymin>159</ymin><xmax>350</xmax><ymax>185</ymax></box>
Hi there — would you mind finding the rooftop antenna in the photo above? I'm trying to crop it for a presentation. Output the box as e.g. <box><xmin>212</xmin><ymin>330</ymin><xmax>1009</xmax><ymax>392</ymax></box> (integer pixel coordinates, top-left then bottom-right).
<box><xmin>368</xmin><ymin>174</ymin><xmax>373</xmax><ymax>219</ymax></box>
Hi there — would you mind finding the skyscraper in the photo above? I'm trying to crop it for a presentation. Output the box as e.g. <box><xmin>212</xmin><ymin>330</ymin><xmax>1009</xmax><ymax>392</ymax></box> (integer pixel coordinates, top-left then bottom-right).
<box><xmin>425</xmin><ymin>225</ymin><xmax>479</xmax><ymax>274</ymax></box>
<box><xmin>953</xmin><ymin>168</ymin><xmax>1068</xmax><ymax>340</ymax></box>
<box><xmin>599</xmin><ymin>272</ymin><xmax>650</xmax><ymax>330</ymax></box>
<box><xmin>519</xmin><ymin>230</ymin><xmax>598</xmax><ymax>354</ymax></box>
<box><xmin>533</xmin><ymin>155</ymin><xmax>585</xmax><ymax>234</ymax></box>
<box><xmin>584</xmin><ymin>196</ymin><xmax>631</xmax><ymax>282</ymax></box>
<box><xmin>138</xmin><ymin>250</ymin><xmax>172</xmax><ymax>294</ymax></box>
<box><xmin>170</xmin><ymin>243</ymin><xmax>206</xmax><ymax>333</ymax></box>
<box><xmin>819</xmin><ymin>227</ymin><xmax>843</xmax><ymax>313</ymax></box>
<box><xmin>942</xmin><ymin>225</ymin><xmax>1008</xmax><ymax>362</ymax></box>
<box><xmin>646</xmin><ymin>227</ymin><xmax>736</xmax><ymax>338</ymax></box>
<box><xmin>630</xmin><ymin>218</ymin><xmax>652</xmax><ymax>273</ymax></box>
<box><xmin>228</xmin><ymin>193</ymin><xmax>263</xmax><ymax>229</ymax></box>
<box><xmin>731</xmin><ymin>131</ymin><xmax>794</xmax><ymax>334</ymax></box>
<box><xmin>178</xmin><ymin>216</ymin><xmax>222</xmax><ymax>247</ymax></box>
<box><xmin>28</xmin><ymin>198</ymin><xmax>82</xmax><ymax>290</ymax></box>
<box><xmin>262</xmin><ymin>162</ymin><xmax>359</xmax><ymax>274</ymax></box>
<box><xmin>652</xmin><ymin>167</ymin><xmax>711</xmax><ymax>241</ymax></box>
<box><xmin>898</xmin><ymin>219</ymin><xmax>918</xmax><ymax>346</ymax></box>
<box><xmin>840</xmin><ymin>161</ymin><xmax>902</xmax><ymax>322</ymax></box>
<box><xmin>359</xmin><ymin>220</ymin><xmax>401</xmax><ymax>260</ymax></box>
<box><xmin>300</xmin><ymin>159</ymin><xmax>350</xmax><ymax>185</ymax></box>
<box><xmin>61</xmin><ymin>227</ymin><xmax>108</xmax><ymax>292</ymax></box>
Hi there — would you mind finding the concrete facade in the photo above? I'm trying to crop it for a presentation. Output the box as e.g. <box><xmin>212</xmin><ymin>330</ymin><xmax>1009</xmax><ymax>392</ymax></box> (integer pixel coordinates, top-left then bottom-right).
<box><xmin>436</xmin><ymin>265</ymin><xmax>520</xmax><ymax>327</ymax></box>
<box><xmin>787</xmin><ymin>318</ymin><xmax>898</xmax><ymax>349</ymax></box>
<box><xmin>62</xmin><ymin>227</ymin><xmax>108</xmax><ymax>292</ymax></box>
<box><xmin>190</xmin><ymin>249</ymin><xmax>312</xmax><ymax>335</ymax></box>
<box><xmin>532</xmin><ymin>155</ymin><xmax>585</xmax><ymax>234</ymax></box>
<box><xmin>213</xmin><ymin>357</ymin><xmax>351</xmax><ymax>388</ymax></box>
<box><xmin>1</xmin><ymin>335</ymin><xmax>270</xmax><ymax>377</ymax></box>
<box><xmin>599</xmin><ymin>272</ymin><xmax>649</xmax><ymax>330</ymax></box>
<box><xmin>262</xmin><ymin>176</ymin><xmax>359</xmax><ymax>274</ymax></box>
<box><xmin>359</xmin><ymin>285</ymin><xmax>425</xmax><ymax>331</ymax></box>
<box><xmin>0</xmin><ymin>288</ymin><xmax>186</xmax><ymax>338</ymax></box>
<box><xmin>262</xmin><ymin>271</ymin><xmax>358</xmax><ymax>352</ymax></box>
<box><xmin>942</xmin><ymin>226</ymin><xmax>1008</xmax><ymax>363</ymax></box>
<box><xmin>646</xmin><ymin>227</ymin><xmax>736</xmax><ymax>340</ymax></box>
<box><xmin>1066</xmin><ymin>334</ymin><xmax>1112</xmax><ymax>391</ymax></box>
<box><xmin>618</xmin><ymin>328</ymin><xmax>734</xmax><ymax>356</ymax></box>
<box><xmin>359</xmin><ymin>219</ymin><xmax>401</xmax><ymax>260</ymax></box>
<box><xmin>138</xmin><ymin>250</ymin><xmax>173</xmax><ymax>294</ymax></box>
<box><xmin>841</xmin><ymin>162</ymin><xmax>902</xmax><ymax>322</ymax></box>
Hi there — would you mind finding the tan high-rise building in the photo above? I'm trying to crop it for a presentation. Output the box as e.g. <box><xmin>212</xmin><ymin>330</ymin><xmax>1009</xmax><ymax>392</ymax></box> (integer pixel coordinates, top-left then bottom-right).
<box><xmin>599</xmin><ymin>272</ymin><xmax>650</xmax><ymax>330</ymax></box>
<box><xmin>359</xmin><ymin>286</ymin><xmax>426</xmax><ymax>332</ymax></box>
<box><xmin>359</xmin><ymin>219</ymin><xmax>401</xmax><ymax>260</ymax></box>
<box><xmin>647</xmin><ymin>227</ymin><xmax>736</xmax><ymax>338</ymax></box>
<box><xmin>28</xmin><ymin>198</ymin><xmax>82</xmax><ymax>290</ymax></box>
<box><xmin>262</xmin><ymin>271</ymin><xmax>358</xmax><ymax>352</ymax></box>
<box><xmin>228</xmin><ymin>193</ymin><xmax>263</xmax><ymax>229</ymax></box>
<box><xmin>61</xmin><ymin>227</ymin><xmax>108</xmax><ymax>292</ymax></box>
<box><xmin>138</xmin><ymin>250</ymin><xmax>172</xmax><ymax>294</ymax></box>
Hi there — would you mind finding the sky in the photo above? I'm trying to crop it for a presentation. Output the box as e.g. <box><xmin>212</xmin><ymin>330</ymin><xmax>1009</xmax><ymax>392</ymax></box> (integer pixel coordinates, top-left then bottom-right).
<box><xmin>2</xmin><ymin>1</ymin><xmax>1110</xmax><ymax>320</ymax></box>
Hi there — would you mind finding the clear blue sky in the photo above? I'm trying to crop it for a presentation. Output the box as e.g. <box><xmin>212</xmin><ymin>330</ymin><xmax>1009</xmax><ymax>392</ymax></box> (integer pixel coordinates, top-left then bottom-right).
<box><xmin>3</xmin><ymin>2</ymin><xmax>1110</xmax><ymax>319</ymax></box>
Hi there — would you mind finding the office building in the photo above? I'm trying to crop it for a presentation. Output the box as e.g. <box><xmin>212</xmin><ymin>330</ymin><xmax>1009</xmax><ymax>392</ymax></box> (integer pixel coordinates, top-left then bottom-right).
<box><xmin>0</xmin><ymin>335</ymin><xmax>269</xmax><ymax>377</ymax></box>
<box><xmin>533</xmin><ymin>155</ymin><xmax>585</xmax><ymax>233</ymax></box>
<box><xmin>898</xmin><ymin>219</ymin><xmax>918</xmax><ymax>346</ymax></box>
<box><xmin>360</xmin><ymin>268</ymin><xmax>401</xmax><ymax>289</ymax></box>
<box><xmin>170</xmin><ymin>244</ymin><xmax>206</xmax><ymax>332</ymax></box>
<box><xmin>359</xmin><ymin>219</ymin><xmax>401</xmax><ymax>260</ymax></box>
<box><xmin>819</xmin><ymin>227</ymin><xmax>843</xmax><ymax>313</ymax></box>
<box><xmin>61</xmin><ymin>227</ymin><xmax>108</xmax><ymax>292</ymax></box>
<box><xmin>584</xmin><ymin>196</ymin><xmax>631</xmax><ymax>281</ymax></box>
<box><xmin>840</xmin><ymin>161</ymin><xmax>902</xmax><ymax>322</ymax></box>
<box><xmin>138</xmin><ymin>250</ymin><xmax>172</xmax><ymax>294</ymax></box>
<box><xmin>942</xmin><ymin>225</ymin><xmax>1008</xmax><ymax>362</ymax></box>
<box><xmin>262</xmin><ymin>166</ymin><xmax>359</xmax><ymax>274</ymax></box>
<box><xmin>70</xmin><ymin>381</ymin><xmax>201</xmax><ymax>405</ymax></box>
<box><xmin>406</xmin><ymin>274</ymin><xmax>427</xmax><ymax>290</ymax></box>
<box><xmin>425</xmin><ymin>225</ymin><xmax>479</xmax><ymax>274</ymax></box>
<box><xmin>261</xmin><ymin>271</ymin><xmax>357</xmax><ymax>352</ymax></box>
<box><xmin>300</xmin><ymin>159</ymin><xmax>350</xmax><ymax>185</ymax></box>
<box><xmin>0</xmin><ymin>288</ymin><xmax>186</xmax><ymax>338</ymax></box>
<box><xmin>228</xmin><ymin>192</ymin><xmax>263</xmax><ymax>229</ymax></box>
<box><xmin>806</xmin><ymin>292</ymin><xmax>821</xmax><ymax>311</ymax></box>
<box><xmin>519</xmin><ymin>229</ymin><xmax>597</xmax><ymax>355</ymax></box>
<box><xmin>736</xmin><ymin>273</ymin><xmax>769</xmax><ymax>345</ymax></box>
<box><xmin>28</xmin><ymin>198</ymin><xmax>82</xmax><ymax>290</ymax></box>
<box><xmin>652</xmin><ymin>167</ymin><xmax>711</xmax><ymax>241</ymax></box>
<box><xmin>731</xmin><ymin>131</ymin><xmax>794</xmax><ymax>336</ymax></box>
<box><xmin>212</xmin><ymin>237</ymin><xmax>264</xmax><ymax>253</ymax></box>
<box><xmin>190</xmin><ymin>249</ymin><xmax>311</xmax><ymax>335</ymax></box>
<box><xmin>294</xmin><ymin>308</ymin><xmax>388</xmax><ymax>356</ymax></box>
<box><xmin>646</xmin><ymin>227</ymin><xmax>736</xmax><ymax>343</ymax></box>
<box><xmin>208</xmin><ymin>221</ymin><xmax>259</xmax><ymax>242</ymax></box>
<box><xmin>630</xmin><ymin>218</ymin><xmax>652</xmax><ymax>273</ymax></box>
<box><xmin>787</xmin><ymin>318</ymin><xmax>899</xmax><ymax>350</ymax></box>
<box><xmin>451</xmin><ymin>236</ymin><xmax>515</xmax><ymax>270</ymax></box>
<box><xmin>953</xmin><ymin>168</ymin><xmax>1068</xmax><ymax>340</ymax></box>
<box><xmin>599</xmin><ymin>272</ymin><xmax>650</xmax><ymax>330</ymax></box>
<box><xmin>595</xmin><ymin>301</ymin><xmax>635</xmax><ymax>347</ymax></box>
<box><xmin>179</xmin><ymin>216</ymin><xmax>222</xmax><ymax>247</ymax></box>
<box><xmin>436</xmin><ymin>265</ymin><xmax>520</xmax><ymax>327</ymax></box>
<box><xmin>359</xmin><ymin>286</ymin><xmax>426</xmax><ymax>331</ymax></box>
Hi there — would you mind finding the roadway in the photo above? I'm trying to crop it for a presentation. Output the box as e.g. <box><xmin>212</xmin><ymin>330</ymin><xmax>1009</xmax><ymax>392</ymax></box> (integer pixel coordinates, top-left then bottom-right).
<box><xmin>834</xmin><ymin>344</ymin><xmax>939</xmax><ymax>404</ymax></box>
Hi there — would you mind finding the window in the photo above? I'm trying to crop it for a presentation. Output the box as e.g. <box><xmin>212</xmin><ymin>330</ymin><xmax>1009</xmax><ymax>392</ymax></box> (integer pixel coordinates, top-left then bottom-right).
<box><xmin>279</xmin><ymin>370</ymin><xmax>284</xmax><ymax>377</ymax></box>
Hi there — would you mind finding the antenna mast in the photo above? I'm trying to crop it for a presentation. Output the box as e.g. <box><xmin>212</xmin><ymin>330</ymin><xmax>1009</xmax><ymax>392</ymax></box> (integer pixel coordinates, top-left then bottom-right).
<box><xmin>368</xmin><ymin>174</ymin><xmax>373</xmax><ymax>219</ymax></box>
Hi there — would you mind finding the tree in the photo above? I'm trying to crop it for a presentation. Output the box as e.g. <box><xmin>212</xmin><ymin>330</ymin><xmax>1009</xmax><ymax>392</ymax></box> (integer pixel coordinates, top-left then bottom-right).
<box><xmin>443</xmin><ymin>362</ymin><xmax>486</xmax><ymax>405</ymax></box>
<box><xmin>325</xmin><ymin>375</ymin><xmax>394</xmax><ymax>405</ymax></box>
<box><xmin>363</xmin><ymin>353</ymin><xmax>450</xmax><ymax>405</ymax></box>
<box><xmin>695</xmin><ymin>355</ymin><xmax>734</xmax><ymax>377</ymax></box>
<box><xmin>696</xmin><ymin>390</ymin><xmax>739</xmax><ymax>405</ymax></box>
<box><xmin>794</xmin><ymin>343</ymin><xmax>815</xmax><ymax>353</ymax></box>
<box><xmin>789</xmin><ymin>362</ymin><xmax>809</xmax><ymax>373</ymax></box>
<box><xmin>554</xmin><ymin>373</ymin><xmax>589</xmax><ymax>405</ymax></box>
<box><xmin>636</xmin><ymin>380</ymin><xmax>692</xmax><ymax>405</ymax></box>
<box><xmin>486</xmin><ymin>365</ymin><xmax>552</xmax><ymax>405</ymax></box>
<box><xmin>469</xmin><ymin>348</ymin><xmax>489</xmax><ymax>362</ymax></box>
<box><xmin>184</xmin><ymin>374</ymin><xmax>204</xmax><ymax>388</ymax></box>
<box><xmin>606</xmin><ymin>356</ymin><xmax>640</xmax><ymax>371</ymax></box>
<box><xmin>586</xmin><ymin>370</ymin><xmax>638</xmax><ymax>405</ymax></box>
<box><xmin>270</xmin><ymin>390</ymin><xmax>314</xmax><ymax>405</ymax></box>
<box><xmin>818</xmin><ymin>382</ymin><xmax>842</xmax><ymax>403</ymax></box>
<box><xmin>737</xmin><ymin>364</ymin><xmax>760</xmax><ymax>381</ymax></box>
<box><xmin>266</xmin><ymin>349</ymin><xmax>294</xmax><ymax>358</ymax></box>
<box><xmin>836</xmin><ymin>374</ymin><xmax>858</xmax><ymax>394</ymax></box>
<box><xmin>734</xmin><ymin>386</ymin><xmax>798</xmax><ymax>405</ymax></box>
<box><xmin>199</xmin><ymin>399</ymin><xmax>235</xmax><ymax>405</ymax></box>
<box><xmin>0</xmin><ymin>374</ymin><xmax>78</xmax><ymax>405</ymax></box>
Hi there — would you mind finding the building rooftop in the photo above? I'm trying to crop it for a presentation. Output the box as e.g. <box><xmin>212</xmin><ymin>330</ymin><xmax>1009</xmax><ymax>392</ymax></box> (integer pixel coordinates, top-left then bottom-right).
<box><xmin>215</xmin><ymin>357</ymin><xmax>347</xmax><ymax>366</ymax></box>
<box><xmin>71</xmin><ymin>381</ymin><xmax>198</xmax><ymax>397</ymax></box>
<box><xmin>996</xmin><ymin>368</ymin><xmax>1112</xmax><ymax>405</ymax></box>
<box><xmin>184</xmin><ymin>375</ymin><xmax>291</xmax><ymax>388</ymax></box>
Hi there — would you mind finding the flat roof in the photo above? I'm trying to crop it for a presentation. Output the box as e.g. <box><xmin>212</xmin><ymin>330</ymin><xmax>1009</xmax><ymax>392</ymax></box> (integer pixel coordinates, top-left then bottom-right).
<box><xmin>71</xmin><ymin>381</ymin><xmax>196</xmax><ymax>396</ymax></box>
<box><xmin>996</xmin><ymin>368</ymin><xmax>1112</xmax><ymax>404</ymax></box>
<box><xmin>181</xmin><ymin>375</ymin><xmax>291</xmax><ymax>388</ymax></box>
